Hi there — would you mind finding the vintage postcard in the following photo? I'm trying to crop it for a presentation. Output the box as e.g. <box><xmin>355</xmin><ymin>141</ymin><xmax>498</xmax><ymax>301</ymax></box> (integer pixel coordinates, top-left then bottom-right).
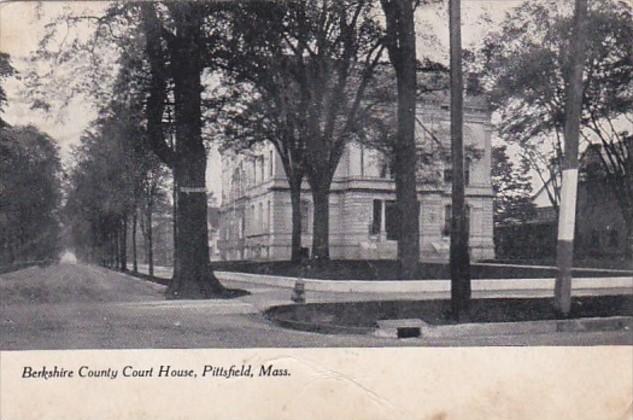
<box><xmin>1</xmin><ymin>1</ymin><xmax>631</xmax><ymax>419</ymax></box>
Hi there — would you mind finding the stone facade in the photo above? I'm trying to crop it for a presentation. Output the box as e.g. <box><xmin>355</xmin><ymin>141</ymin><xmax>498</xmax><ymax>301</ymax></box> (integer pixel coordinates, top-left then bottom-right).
<box><xmin>218</xmin><ymin>94</ymin><xmax>495</xmax><ymax>261</ymax></box>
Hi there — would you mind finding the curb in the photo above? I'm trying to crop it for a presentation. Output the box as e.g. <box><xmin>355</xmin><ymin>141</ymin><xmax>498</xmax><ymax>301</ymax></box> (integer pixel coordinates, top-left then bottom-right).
<box><xmin>269</xmin><ymin>316</ymin><xmax>375</xmax><ymax>336</ymax></box>
<box><xmin>216</xmin><ymin>271</ymin><xmax>633</xmax><ymax>294</ymax></box>
<box><xmin>374</xmin><ymin>316</ymin><xmax>633</xmax><ymax>339</ymax></box>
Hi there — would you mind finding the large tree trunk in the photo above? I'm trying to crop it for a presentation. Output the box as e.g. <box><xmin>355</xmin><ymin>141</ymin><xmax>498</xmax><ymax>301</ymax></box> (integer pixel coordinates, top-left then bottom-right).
<box><xmin>394</xmin><ymin>0</ymin><xmax>420</xmax><ymax>280</ymax></box>
<box><xmin>132</xmin><ymin>209</ymin><xmax>138</xmax><ymax>273</ymax></box>
<box><xmin>165</xmin><ymin>4</ymin><xmax>225</xmax><ymax>298</ymax></box>
<box><xmin>310</xmin><ymin>181</ymin><xmax>331</xmax><ymax>261</ymax></box>
<box><xmin>381</xmin><ymin>0</ymin><xmax>420</xmax><ymax>279</ymax></box>
<box><xmin>449</xmin><ymin>0</ymin><xmax>471</xmax><ymax>320</ymax></box>
<box><xmin>289</xmin><ymin>175</ymin><xmax>303</xmax><ymax>262</ymax></box>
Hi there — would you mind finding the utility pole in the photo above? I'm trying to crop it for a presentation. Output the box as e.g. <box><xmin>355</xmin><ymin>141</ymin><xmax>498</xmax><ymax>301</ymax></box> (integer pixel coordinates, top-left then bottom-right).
<box><xmin>554</xmin><ymin>0</ymin><xmax>588</xmax><ymax>315</ymax></box>
<box><xmin>449</xmin><ymin>0</ymin><xmax>471</xmax><ymax>321</ymax></box>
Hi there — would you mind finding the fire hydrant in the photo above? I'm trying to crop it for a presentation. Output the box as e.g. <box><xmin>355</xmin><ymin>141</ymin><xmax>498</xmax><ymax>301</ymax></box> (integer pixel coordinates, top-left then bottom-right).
<box><xmin>291</xmin><ymin>279</ymin><xmax>305</xmax><ymax>304</ymax></box>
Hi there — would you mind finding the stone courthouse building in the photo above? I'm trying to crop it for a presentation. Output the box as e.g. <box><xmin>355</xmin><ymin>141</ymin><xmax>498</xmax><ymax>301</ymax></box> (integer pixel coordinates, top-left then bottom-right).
<box><xmin>218</xmin><ymin>92</ymin><xmax>495</xmax><ymax>261</ymax></box>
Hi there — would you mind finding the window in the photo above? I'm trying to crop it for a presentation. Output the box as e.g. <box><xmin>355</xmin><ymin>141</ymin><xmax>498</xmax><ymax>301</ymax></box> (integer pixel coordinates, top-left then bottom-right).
<box><xmin>259</xmin><ymin>156</ymin><xmax>265</xmax><ymax>183</ymax></box>
<box><xmin>385</xmin><ymin>201</ymin><xmax>399</xmax><ymax>240</ymax></box>
<box><xmin>465</xmin><ymin>157</ymin><xmax>472</xmax><ymax>186</ymax></box>
<box><xmin>467</xmin><ymin>205</ymin><xmax>471</xmax><ymax>234</ymax></box>
<box><xmin>443</xmin><ymin>166</ymin><xmax>452</xmax><ymax>183</ymax></box>
<box><xmin>267</xmin><ymin>200</ymin><xmax>272</xmax><ymax>233</ymax></box>
<box><xmin>301</xmin><ymin>200</ymin><xmax>310</xmax><ymax>232</ymax></box>
<box><xmin>371</xmin><ymin>199</ymin><xmax>381</xmax><ymax>235</ymax></box>
<box><xmin>443</xmin><ymin>205</ymin><xmax>451</xmax><ymax>237</ymax></box>
<box><xmin>250</xmin><ymin>204</ymin><xmax>255</xmax><ymax>234</ymax></box>
<box><xmin>258</xmin><ymin>203</ymin><xmax>263</xmax><ymax>233</ymax></box>
<box><xmin>380</xmin><ymin>161</ymin><xmax>393</xmax><ymax>179</ymax></box>
<box><xmin>269</xmin><ymin>150</ymin><xmax>274</xmax><ymax>177</ymax></box>
<box><xmin>238</xmin><ymin>217</ymin><xmax>244</xmax><ymax>239</ymax></box>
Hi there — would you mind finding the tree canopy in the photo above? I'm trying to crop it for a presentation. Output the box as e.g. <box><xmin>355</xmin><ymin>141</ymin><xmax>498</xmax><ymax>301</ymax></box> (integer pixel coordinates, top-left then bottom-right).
<box><xmin>220</xmin><ymin>0</ymin><xmax>386</xmax><ymax>260</ymax></box>
<box><xmin>0</xmin><ymin>53</ymin><xmax>15</xmax><ymax>127</ymax></box>
<box><xmin>481</xmin><ymin>0</ymin><xmax>632</xmax><ymax>253</ymax></box>
<box><xmin>491</xmin><ymin>145</ymin><xmax>535</xmax><ymax>225</ymax></box>
<box><xmin>0</xmin><ymin>125</ymin><xmax>62</xmax><ymax>264</ymax></box>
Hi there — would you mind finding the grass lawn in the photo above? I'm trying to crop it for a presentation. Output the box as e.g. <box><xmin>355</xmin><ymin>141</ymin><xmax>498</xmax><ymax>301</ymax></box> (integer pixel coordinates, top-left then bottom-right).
<box><xmin>212</xmin><ymin>259</ymin><xmax>631</xmax><ymax>281</ymax></box>
<box><xmin>265</xmin><ymin>295</ymin><xmax>633</xmax><ymax>333</ymax></box>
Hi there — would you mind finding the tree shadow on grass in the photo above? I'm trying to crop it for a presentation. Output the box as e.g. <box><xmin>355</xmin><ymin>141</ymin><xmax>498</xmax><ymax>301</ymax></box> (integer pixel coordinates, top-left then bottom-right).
<box><xmin>120</xmin><ymin>270</ymin><xmax>250</xmax><ymax>299</ymax></box>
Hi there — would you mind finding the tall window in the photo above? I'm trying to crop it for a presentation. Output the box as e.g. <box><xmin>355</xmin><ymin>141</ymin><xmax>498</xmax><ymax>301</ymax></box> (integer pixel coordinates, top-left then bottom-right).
<box><xmin>443</xmin><ymin>164</ymin><xmax>452</xmax><ymax>183</ymax></box>
<box><xmin>443</xmin><ymin>205</ymin><xmax>451</xmax><ymax>237</ymax></box>
<box><xmin>269</xmin><ymin>150</ymin><xmax>274</xmax><ymax>177</ymax></box>
<box><xmin>385</xmin><ymin>200</ymin><xmax>399</xmax><ymax>240</ymax></box>
<box><xmin>465</xmin><ymin>157</ymin><xmax>472</xmax><ymax>186</ymax></box>
<box><xmin>267</xmin><ymin>200</ymin><xmax>272</xmax><ymax>233</ymax></box>
<box><xmin>380</xmin><ymin>161</ymin><xmax>393</xmax><ymax>179</ymax></box>
<box><xmin>259</xmin><ymin>156</ymin><xmax>265</xmax><ymax>183</ymax></box>
<box><xmin>371</xmin><ymin>199</ymin><xmax>381</xmax><ymax>235</ymax></box>
<box><xmin>258</xmin><ymin>202</ymin><xmax>263</xmax><ymax>233</ymax></box>
<box><xmin>250</xmin><ymin>204</ymin><xmax>255</xmax><ymax>234</ymax></box>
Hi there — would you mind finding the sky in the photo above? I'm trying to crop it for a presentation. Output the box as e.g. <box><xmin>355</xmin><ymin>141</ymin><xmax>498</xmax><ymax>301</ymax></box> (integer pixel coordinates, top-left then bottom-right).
<box><xmin>0</xmin><ymin>0</ymin><xmax>524</xmax><ymax>199</ymax></box>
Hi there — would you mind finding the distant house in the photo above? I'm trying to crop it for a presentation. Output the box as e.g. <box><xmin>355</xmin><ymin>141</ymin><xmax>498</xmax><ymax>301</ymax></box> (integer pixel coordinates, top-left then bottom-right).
<box><xmin>495</xmin><ymin>143</ymin><xmax>631</xmax><ymax>260</ymax></box>
<box><xmin>218</xmin><ymin>91</ymin><xmax>495</xmax><ymax>262</ymax></box>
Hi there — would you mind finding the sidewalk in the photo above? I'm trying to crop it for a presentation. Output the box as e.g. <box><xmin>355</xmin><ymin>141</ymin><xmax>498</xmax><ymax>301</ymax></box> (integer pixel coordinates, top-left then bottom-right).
<box><xmin>134</xmin><ymin>263</ymin><xmax>632</xmax><ymax>295</ymax></box>
<box><xmin>215</xmin><ymin>270</ymin><xmax>632</xmax><ymax>294</ymax></box>
<box><xmin>129</xmin><ymin>264</ymin><xmax>632</xmax><ymax>342</ymax></box>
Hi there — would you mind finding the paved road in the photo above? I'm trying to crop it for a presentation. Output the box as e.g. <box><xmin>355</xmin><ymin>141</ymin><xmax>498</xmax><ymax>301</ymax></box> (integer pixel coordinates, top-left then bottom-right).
<box><xmin>1</xmin><ymin>263</ymin><xmax>631</xmax><ymax>350</ymax></box>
